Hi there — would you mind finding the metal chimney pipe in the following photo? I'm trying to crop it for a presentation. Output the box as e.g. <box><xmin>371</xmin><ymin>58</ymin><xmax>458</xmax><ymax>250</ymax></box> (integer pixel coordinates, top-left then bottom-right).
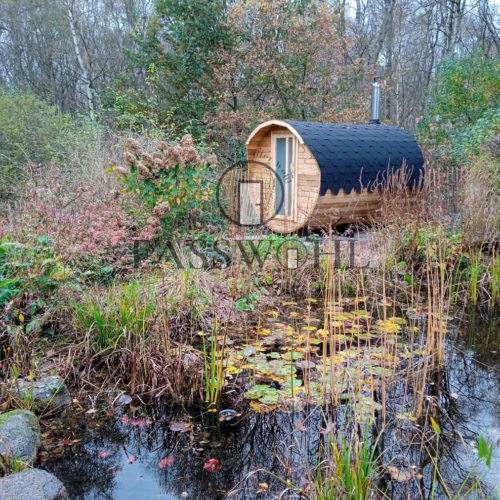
<box><xmin>369</xmin><ymin>79</ymin><xmax>381</xmax><ymax>124</ymax></box>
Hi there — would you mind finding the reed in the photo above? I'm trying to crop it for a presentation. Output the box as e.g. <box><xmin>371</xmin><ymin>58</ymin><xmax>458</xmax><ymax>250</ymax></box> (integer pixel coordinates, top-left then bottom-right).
<box><xmin>491</xmin><ymin>248</ymin><xmax>500</xmax><ymax>307</ymax></box>
<box><xmin>467</xmin><ymin>246</ymin><xmax>483</xmax><ymax>306</ymax></box>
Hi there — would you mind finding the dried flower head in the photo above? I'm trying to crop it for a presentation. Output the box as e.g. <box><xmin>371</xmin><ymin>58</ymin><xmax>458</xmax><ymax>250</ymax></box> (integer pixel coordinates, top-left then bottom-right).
<box><xmin>181</xmin><ymin>134</ymin><xmax>195</xmax><ymax>148</ymax></box>
<box><xmin>191</xmin><ymin>208</ymin><xmax>201</xmax><ymax>218</ymax></box>
<box><xmin>153</xmin><ymin>201</ymin><xmax>171</xmax><ymax>219</ymax></box>
<box><xmin>137</xmin><ymin>162</ymin><xmax>153</xmax><ymax>180</ymax></box>
<box><xmin>152</xmin><ymin>158</ymin><xmax>163</xmax><ymax>174</ymax></box>
<box><xmin>141</xmin><ymin>153</ymin><xmax>155</xmax><ymax>168</ymax></box>
<box><xmin>169</xmin><ymin>146</ymin><xmax>184</xmax><ymax>167</ymax></box>
<box><xmin>205</xmin><ymin>154</ymin><xmax>218</xmax><ymax>166</ymax></box>
<box><xmin>207</xmin><ymin>224</ymin><xmax>217</xmax><ymax>234</ymax></box>
<box><xmin>152</xmin><ymin>152</ymin><xmax>163</xmax><ymax>160</ymax></box>
<box><xmin>114</xmin><ymin>167</ymin><xmax>129</xmax><ymax>177</ymax></box>
<box><xmin>157</xmin><ymin>141</ymin><xmax>168</xmax><ymax>151</ymax></box>
<box><xmin>182</xmin><ymin>145</ymin><xmax>200</xmax><ymax>166</ymax></box>
<box><xmin>125</xmin><ymin>138</ymin><xmax>141</xmax><ymax>155</ymax></box>
<box><xmin>123</xmin><ymin>152</ymin><xmax>137</xmax><ymax>166</ymax></box>
<box><xmin>146</xmin><ymin>215</ymin><xmax>162</xmax><ymax>227</ymax></box>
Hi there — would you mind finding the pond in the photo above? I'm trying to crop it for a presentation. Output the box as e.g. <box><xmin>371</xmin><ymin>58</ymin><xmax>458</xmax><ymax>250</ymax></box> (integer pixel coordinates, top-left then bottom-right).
<box><xmin>40</xmin><ymin>307</ymin><xmax>500</xmax><ymax>500</ymax></box>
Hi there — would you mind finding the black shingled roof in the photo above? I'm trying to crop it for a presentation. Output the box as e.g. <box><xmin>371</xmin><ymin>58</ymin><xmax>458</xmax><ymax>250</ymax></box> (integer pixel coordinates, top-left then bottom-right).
<box><xmin>286</xmin><ymin>121</ymin><xmax>425</xmax><ymax>196</ymax></box>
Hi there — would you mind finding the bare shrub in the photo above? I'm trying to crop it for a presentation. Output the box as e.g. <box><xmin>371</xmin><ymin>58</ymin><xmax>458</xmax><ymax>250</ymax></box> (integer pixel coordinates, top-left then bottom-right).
<box><xmin>460</xmin><ymin>156</ymin><xmax>500</xmax><ymax>244</ymax></box>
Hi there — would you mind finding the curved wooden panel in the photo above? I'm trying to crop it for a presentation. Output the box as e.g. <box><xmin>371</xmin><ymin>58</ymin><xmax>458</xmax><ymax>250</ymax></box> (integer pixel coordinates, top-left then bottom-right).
<box><xmin>247</xmin><ymin>124</ymin><xmax>321</xmax><ymax>234</ymax></box>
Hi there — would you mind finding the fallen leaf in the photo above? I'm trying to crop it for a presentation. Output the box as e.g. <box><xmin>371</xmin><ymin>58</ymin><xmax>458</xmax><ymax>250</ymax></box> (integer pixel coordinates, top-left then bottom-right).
<box><xmin>203</xmin><ymin>458</ymin><xmax>221</xmax><ymax>472</ymax></box>
<box><xmin>295</xmin><ymin>419</ymin><xmax>308</xmax><ymax>432</ymax></box>
<box><xmin>100</xmin><ymin>451</ymin><xmax>107</xmax><ymax>458</ymax></box>
<box><xmin>170</xmin><ymin>422</ymin><xmax>191</xmax><ymax>433</ymax></box>
<box><xmin>121</xmin><ymin>416</ymin><xmax>130</xmax><ymax>424</ymax></box>
<box><xmin>387</xmin><ymin>466</ymin><xmax>412</xmax><ymax>482</ymax></box>
<box><xmin>130</xmin><ymin>405</ymin><xmax>140</xmax><ymax>413</ymax></box>
<box><xmin>62</xmin><ymin>439</ymin><xmax>72</xmax><ymax>446</ymax></box>
<box><xmin>159</xmin><ymin>458</ymin><xmax>175</xmax><ymax>468</ymax></box>
<box><xmin>118</xmin><ymin>394</ymin><xmax>133</xmax><ymax>405</ymax></box>
<box><xmin>128</xmin><ymin>455</ymin><xmax>136</xmax><ymax>464</ymax></box>
<box><xmin>86</xmin><ymin>409</ymin><xmax>97</xmax><ymax>415</ymax></box>
<box><xmin>320</xmin><ymin>421</ymin><xmax>335</xmax><ymax>435</ymax></box>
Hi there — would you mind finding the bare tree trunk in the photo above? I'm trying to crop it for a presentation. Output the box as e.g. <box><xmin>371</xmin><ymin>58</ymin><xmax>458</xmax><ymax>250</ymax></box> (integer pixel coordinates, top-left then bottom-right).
<box><xmin>369</xmin><ymin>0</ymin><xmax>396</xmax><ymax>66</ymax></box>
<box><xmin>67</xmin><ymin>0</ymin><xmax>94</xmax><ymax>119</ymax></box>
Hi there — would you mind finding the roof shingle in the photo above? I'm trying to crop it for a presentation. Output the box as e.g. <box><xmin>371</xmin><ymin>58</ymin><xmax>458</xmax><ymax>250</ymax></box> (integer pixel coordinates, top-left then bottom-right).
<box><xmin>287</xmin><ymin>121</ymin><xmax>425</xmax><ymax>196</ymax></box>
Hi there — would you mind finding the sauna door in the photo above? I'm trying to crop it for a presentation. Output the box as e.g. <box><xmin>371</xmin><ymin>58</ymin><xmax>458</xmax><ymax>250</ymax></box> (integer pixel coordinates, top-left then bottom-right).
<box><xmin>272</xmin><ymin>133</ymin><xmax>295</xmax><ymax>220</ymax></box>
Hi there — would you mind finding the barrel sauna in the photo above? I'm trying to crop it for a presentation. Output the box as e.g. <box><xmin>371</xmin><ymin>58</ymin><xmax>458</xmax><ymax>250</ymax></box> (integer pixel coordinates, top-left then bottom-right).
<box><xmin>245</xmin><ymin>119</ymin><xmax>425</xmax><ymax>234</ymax></box>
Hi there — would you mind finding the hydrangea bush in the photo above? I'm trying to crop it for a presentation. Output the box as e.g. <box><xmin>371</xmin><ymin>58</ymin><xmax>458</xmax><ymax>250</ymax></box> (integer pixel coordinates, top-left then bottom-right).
<box><xmin>111</xmin><ymin>134</ymin><xmax>220</xmax><ymax>241</ymax></box>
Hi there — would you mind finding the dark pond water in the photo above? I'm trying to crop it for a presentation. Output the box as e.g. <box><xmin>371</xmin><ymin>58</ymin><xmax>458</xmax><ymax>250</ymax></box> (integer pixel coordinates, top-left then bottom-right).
<box><xmin>41</xmin><ymin>309</ymin><xmax>500</xmax><ymax>500</ymax></box>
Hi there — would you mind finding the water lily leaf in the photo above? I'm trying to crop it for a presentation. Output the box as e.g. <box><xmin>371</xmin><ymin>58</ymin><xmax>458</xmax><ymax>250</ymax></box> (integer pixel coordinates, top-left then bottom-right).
<box><xmin>282</xmin><ymin>351</ymin><xmax>303</xmax><ymax>361</ymax></box>
<box><xmin>281</xmin><ymin>378</ymin><xmax>303</xmax><ymax>391</ymax></box>
<box><xmin>269</xmin><ymin>360</ymin><xmax>296</xmax><ymax>376</ymax></box>
<box><xmin>370</xmin><ymin>366</ymin><xmax>394</xmax><ymax>377</ymax></box>
<box><xmin>245</xmin><ymin>385</ymin><xmax>275</xmax><ymax>400</ymax></box>
<box><xmin>242</xmin><ymin>346</ymin><xmax>256</xmax><ymax>357</ymax></box>
<box><xmin>259</xmin><ymin>393</ymin><xmax>279</xmax><ymax>404</ymax></box>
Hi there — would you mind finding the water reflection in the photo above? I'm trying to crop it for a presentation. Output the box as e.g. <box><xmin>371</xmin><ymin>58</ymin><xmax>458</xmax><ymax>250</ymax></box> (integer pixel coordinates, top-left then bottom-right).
<box><xmin>42</xmin><ymin>309</ymin><xmax>500</xmax><ymax>499</ymax></box>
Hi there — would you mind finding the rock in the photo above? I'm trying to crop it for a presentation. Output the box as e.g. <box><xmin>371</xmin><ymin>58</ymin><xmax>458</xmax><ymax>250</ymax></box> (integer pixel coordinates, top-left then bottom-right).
<box><xmin>11</xmin><ymin>377</ymin><xmax>70</xmax><ymax>413</ymax></box>
<box><xmin>0</xmin><ymin>469</ymin><xmax>68</xmax><ymax>500</ymax></box>
<box><xmin>0</xmin><ymin>410</ymin><xmax>40</xmax><ymax>463</ymax></box>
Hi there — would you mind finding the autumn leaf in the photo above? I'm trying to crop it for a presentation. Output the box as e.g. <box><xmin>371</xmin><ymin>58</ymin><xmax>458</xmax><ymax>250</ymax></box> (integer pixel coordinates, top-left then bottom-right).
<box><xmin>203</xmin><ymin>459</ymin><xmax>221</xmax><ymax>472</ymax></box>
<box><xmin>100</xmin><ymin>451</ymin><xmax>107</xmax><ymax>458</ymax></box>
<box><xmin>128</xmin><ymin>455</ymin><xmax>136</xmax><ymax>464</ymax></box>
<box><xmin>159</xmin><ymin>458</ymin><xmax>175</xmax><ymax>469</ymax></box>
<box><xmin>387</xmin><ymin>466</ymin><xmax>412</xmax><ymax>482</ymax></box>
<box><xmin>320</xmin><ymin>421</ymin><xmax>335</xmax><ymax>435</ymax></box>
<box><xmin>294</xmin><ymin>419</ymin><xmax>308</xmax><ymax>432</ymax></box>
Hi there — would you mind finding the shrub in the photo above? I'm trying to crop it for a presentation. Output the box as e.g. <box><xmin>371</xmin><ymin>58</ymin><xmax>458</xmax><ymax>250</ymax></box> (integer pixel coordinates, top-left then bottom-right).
<box><xmin>4</xmin><ymin>166</ymin><xmax>135</xmax><ymax>279</ymax></box>
<box><xmin>0</xmin><ymin>87</ymin><xmax>96</xmax><ymax>201</ymax></box>
<box><xmin>111</xmin><ymin>134</ymin><xmax>223</xmax><ymax>241</ymax></box>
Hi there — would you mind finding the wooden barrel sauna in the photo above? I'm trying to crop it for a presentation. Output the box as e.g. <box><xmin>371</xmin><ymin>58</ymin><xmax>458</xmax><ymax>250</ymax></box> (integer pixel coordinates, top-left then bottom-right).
<box><xmin>245</xmin><ymin>120</ymin><xmax>425</xmax><ymax>234</ymax></box>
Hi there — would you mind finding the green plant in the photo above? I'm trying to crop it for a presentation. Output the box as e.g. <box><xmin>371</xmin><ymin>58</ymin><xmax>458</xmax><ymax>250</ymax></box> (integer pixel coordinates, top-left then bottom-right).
<box><xmin>314</xmin><ymin>427</ymin><xmax>379</xmax><ymax>500</ymax></box>
<box><xmin>112</xmin><ymin>136</ymin><xmax>222</xmax><ymax>241</ymax></box>
<box><xmin>72</xmin><ymin>279</ymin><xmax>156</xmax><ymax>350</ymax></box>
<box><xmin>0</xmin><ymin>87</ymin><xmax>98</xmax><ymax>201</ymax></box>
<box><xmin>428</xmin><ymin>418</ymin><xmax>494</xmax><ymax>500</ymax></box>
<box><xmin>467</xmin><ymin>246</ymin><xmax>483</xmax><ymax>305</ymax></box>
<box><xmin>419</xmin><ymin>53</ymin><xmax>500</xmax><ymax>150</ymax></box>
<box><xmin>491</xmin><ymin>249</ymin><xmax>500</xmax><ymax>306</ymax></box>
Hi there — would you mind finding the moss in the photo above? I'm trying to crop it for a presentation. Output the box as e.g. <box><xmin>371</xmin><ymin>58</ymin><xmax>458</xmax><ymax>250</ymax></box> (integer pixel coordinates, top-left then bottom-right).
<box><xmin>0</xmin><ymin>410</ymin><xmax>39</xmax><ymax>432</ymax></box>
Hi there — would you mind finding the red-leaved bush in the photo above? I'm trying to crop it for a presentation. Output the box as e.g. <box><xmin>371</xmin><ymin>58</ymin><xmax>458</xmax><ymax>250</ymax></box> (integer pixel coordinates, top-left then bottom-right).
<box><xmin>3</xmin><ymin>167</ymin><xmax>136</xmax><ymax>271</ymax></box>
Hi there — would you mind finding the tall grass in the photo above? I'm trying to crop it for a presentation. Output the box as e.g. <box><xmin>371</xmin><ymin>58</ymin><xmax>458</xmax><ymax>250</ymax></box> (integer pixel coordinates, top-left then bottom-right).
<box><xmin>468</xmin><ymin>246</ymin><xmax>483</xmax><ymax>306</ymax></box>
<box><xmin>491</xmin><ymin>248</ymin><xmax>500</xmax><ymax>307</ymax></box>
<box><xmin>314</xmin><ymin>427</ymin><xmax>379</xmax><ymax>500</ymax></box>
<box><xmin>73</xmin><ymin>279</ymin><xmax>156</xmax><ymax>350</ymax></box>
